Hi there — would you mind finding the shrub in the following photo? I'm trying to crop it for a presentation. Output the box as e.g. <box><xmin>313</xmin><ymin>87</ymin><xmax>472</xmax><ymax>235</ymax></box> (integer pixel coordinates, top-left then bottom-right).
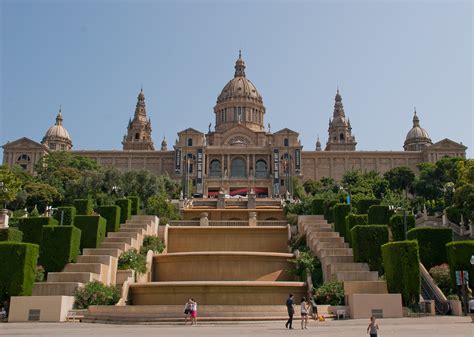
<box><xmin>0</xmin><ymin>242</ymin><xmax>39</xmax><ymax>302</ymax></box>
<box><xmin>429</xmin><ymin>264</ymin><xmax>453</xmax><ymax>296</ymax></box>
<box><xmin>445</xmin><ymin>206</ymin><xmax>463</xmax><ymax>225</ymax></box>
<box><xmin>324</xmin><ymin>200</ymin><xmax>338</xmax><ymax>222</ymax></box>
<box><xmin>53</xmin><ymin>206</ymin><xmax>76</xmax><ymax>226</ymax></box>
<box><xmin>115</xmin><ymin>198</ymin><xmax>132</xmax><ymax>224</ymax></box>
<box><xmin>73</xmin><ymin>215</ymin><xmax>106</xmax><ymax>251</ymax></box>
<box><xmin>351</xmin><ymin>225</ymin><xmax>389</xmax><ymax>274</ymax></box>
<box><xmin>39</xmin><ymin>226</ymin><xmax>81</xmax><ymax>272</ymax></box>
<box><xmin>381</xmin><ymin>240</ymin><xmax>420</xmax><ymax>306</ymax></box>
<box><xmin>118</xmin><ymin>248</ymin><xmax>147</xmax><ymax>275</ymax></box>
<box><xmin>35</xmin><ymin>265</ymin><xmax>45</xmax><ymax>282</ymax></box>
<box><xmin>313</xmin><ymin>281</ymin><xmax>344</xmax><ymax>306</ymax></box>
<box><xmin>139</xmin><ymin>235</ymin><xmax>165</xmax><ymax>255</ymax></box>
<box><xmin>368</xmin><ymin>205</ymin><xmax>392</xmax><ymax>225</ymax></box>
<box><xmin>97</xmin><ymin>205</ymin><xmax>121</xmax><ymax>233</ymax></box>
<box><xmin>74</xmin><ymin>281</ymin><xmax>121</xmax><ymax>309</ymax></box>
<box><xmin>334</xmin><ymin>204</ymin><xmax>351</xmax><ymax>241</ymax></box>
<box><xmin>310</xmin><ymin>198</ymin><xmax>325</xmax><ymax>215</ymax></box>
<box><xmin>289</xmin><ymin>235</ymin><xmax>308</xmax><ymax>253</ymax></box>
<box><xmin>446</xmin><ymin>241</ymin><xmax>474</xmax><ymax>289</ymax></box>
<box><xmin>389</xmin><ymin>213</ymin><xmax>415</xmax><ymax>241</ymax></box>
<box><xmin>0</xmin><ymin>228</ymin><xmax>23</xmax><ymax>242</ymax></box>
<box><xmin>407</xmin><ymin>227</ymin><xmax>452</xmax><ymax>269</ymax></box>
<box><xmin>73</xmin><ymin>199</ymin><xmax>93</xmax><ymax>215</ymax></box>
<box><xmin>18</xmin><ymin>217</ymin><xmax>58</xmax><ymax>245</ymax></box>
<box><xmin>345</xmin><ymin>214</ymin><xmax>368</xmax><ymax>243</ymax></box>
<box><xmin>128</xmin><ymin>196</ymin><xmax>140</xmax><ymax>216</ymax></box>
<box><xmin>355</xmin><ymin>198</ymin><xmax>381</xmax><ymax>215</ymax></box>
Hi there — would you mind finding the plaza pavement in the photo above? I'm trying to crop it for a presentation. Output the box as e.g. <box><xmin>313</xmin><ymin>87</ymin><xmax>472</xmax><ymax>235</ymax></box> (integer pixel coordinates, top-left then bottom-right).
<box><xmin>0</xmin><ymin>316</ymin><xmax>472</xmax><ymax>337</ymax></box>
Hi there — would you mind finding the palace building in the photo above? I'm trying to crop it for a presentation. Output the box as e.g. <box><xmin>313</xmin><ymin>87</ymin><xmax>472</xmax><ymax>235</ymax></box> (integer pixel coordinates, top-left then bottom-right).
<box><xmin>2</xmin><ymin>53</ymin><xmax>467</xmax><ymax>197</ymax></box>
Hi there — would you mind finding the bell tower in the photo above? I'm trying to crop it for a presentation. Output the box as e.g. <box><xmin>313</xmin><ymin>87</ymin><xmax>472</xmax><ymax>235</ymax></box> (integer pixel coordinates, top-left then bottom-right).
<box><xmin>325</xmin><ymin>89</ymin><xmax>357</xmax><ymax>151</ymax></box>
<box><xmin>122</xmin><ymin>88</ymin><xmax>154</xmax><ymax>151</ymax></box>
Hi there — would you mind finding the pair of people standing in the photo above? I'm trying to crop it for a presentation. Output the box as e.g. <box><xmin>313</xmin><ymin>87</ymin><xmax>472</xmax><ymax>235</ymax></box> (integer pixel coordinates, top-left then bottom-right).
<box><xmin>184</xmin><ymin>298</ymin><xmax>198</xmax><ymax>325</ymax></box>
<box><xmin>285</xmin><ymin>294</ymin><xmax>309</xmax><ymax>330</ymax></box>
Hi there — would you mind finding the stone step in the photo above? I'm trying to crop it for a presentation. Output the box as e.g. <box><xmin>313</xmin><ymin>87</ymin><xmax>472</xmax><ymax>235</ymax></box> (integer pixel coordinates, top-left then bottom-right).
<box><xmin>335</xmin><ymin>271</ymin><xmax>379</xmax><ymax>282</ymax></box>
<box><xmin>63</xmin><ymin>263</ymin><xmax>107</xmax><ymax>275</ymax></box>
<box><xmin>343</xmin><ymin>281</ymin><xmax>388</xmax><ymax>295</ymax></box>
<box><xmin>319</xmin><ymin>247</ymin><xmax>353</xmax><ymax>258</ymax></box>
<box><xmin>308</xmin><ymin>227</ymin><xmax>333</xmax><ymax>233</ymax></box>
<box><xmin>103</xmin><ymin>236</ymin><xmax>135</xmax><ymax>245</ymax></box>
<box><xmin>108</xmin><ymin>231</ymin><xmax>141</xmax><ymax>240</ymax></box>
<box><xmin>119</xmin><ymin>227</ymin><xmax>147</xmax><ymax>235</ymax></box>
<box><xmin>77</xmin><ymin>255</ymin><xmax>116</xmax><ymax>265</ymax></box>
<box><xmin>315</xmin><ymin>241</ymin><xmax>349</xmax><ymax>251</ymax></box>
<box><xmin>329</xmin><ymin>262</ymin><xmax>370</xmax><ymax>274</ymax></box>
<box><xmin>308</xmin><ymin>231</ymin><xmax>340</xmax><ymax>239</ymax></box>
<box><xmin>83</xmin><ymin>248</ymin><xmax>122</xmax><ymax>258</ymax></box>
<box><xmin>47</xmin><ymin>272</ymin><xmax>100</xmax><ymax>283</ymax></box>
<box><xmin>320</xmin><ymin>255</ymin><xmax>355</xmax><ymax>264</ymax></box>
<box><xmin>32</xmin><ymin>282</ymin><xmax>84</xmax><ymax>296</ymax></box>
<box><xmin>312</xmin><ymin>236</ymin><xmax>345</xmax><ymax>244</ymax></box>
<box><xmin>100</xmin><ymin>242</ymin><xmax>131</xmax><ymax>251</ymax></box>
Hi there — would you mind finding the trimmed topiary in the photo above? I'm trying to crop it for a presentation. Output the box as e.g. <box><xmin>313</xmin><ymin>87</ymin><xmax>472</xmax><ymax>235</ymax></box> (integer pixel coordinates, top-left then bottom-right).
<box><xmin>39</xmin><ymin>226</ymin><xmax>81</xmax><ymax>272</ymax></box>
<box><xmin>446</xmin><ymin>241</ymin><xmax>474</xmax><ymax>289</ymax></box>
<box><xmin>345</xmin><ymin>214</ymin><xmax>368</xmax><ymax>243</ymax></box>
<box><xmin>310</xmin><ymin>198</ymin><xmax>325</xmax><ymax>215</ymax></box>
<box><xmin>97</xmin><ymin>205</ymin><xmax>121</xmax><ymax>233</ymax></box>
<box><xmin>128</xmin><ymin>196</ymin><xmax>140</xmax><ymax>216</ymax></box>
<box><xmin>115</xmin><ymin>198</ymin><xmax>132</xmax><ymax>224</ymax></box>
<box><xmin>73</xmin><ymin>199</ymin><xmax>93</xmax><ymax>215</ymax></box>
<box><xmin>334</xmin><ymin>203</ymin><xmax>351</xmax><ymax>242</ymax></box>
<box><xmin>355</xmin><ymin>198</ymin><xmax>381</xmax><ymax>215</ymax></box>
<box><xmin>407</xmin><ymin>227</ymin><xmax>452</xmax><ymax>269</ymax></box>
<box><xmin>73</xmin><ymin>215</ymin><xmax>106</xmax><ymax>251</ymax></box>
<box><xmin>381</xmin><ymin>240</ymin><xmax>420</xmax><ymax>306</ymax></box>
<box><xmin>53</xmin><ymin>206</ymin><xmax>76</xmax><ymax>226</ymax></box>
<box><xmin>351</xmin><ymin>225</ymin><xmax>389</xmax><ymax>274</ymax></box>
<box><xmin>0</xmin><ymin>242</ymin><xmax>39</xmax><ymax>302</ymax></box>
<box><xmin>389</xmin><ymin>213</ymin><xmax>415</xmax><ymax>241</ymax></box>
<box><xmin>18</xmin><ymin>217</ymin><xmax>58</xmax><ymax>245</ymax></box>
<box><xmin>0</xmin><ymin>228</ymin><xmax>23</xmax><ymax>242</ymax></box>
<box><xmin>368</xmin><ymin>205</ymin><xmax>392</xmax><ymax>225</ymax></box>
<box><xmin>324</xmin><ymin>200</ymin><xmax>338</xmax><ymax>222</ymax></box>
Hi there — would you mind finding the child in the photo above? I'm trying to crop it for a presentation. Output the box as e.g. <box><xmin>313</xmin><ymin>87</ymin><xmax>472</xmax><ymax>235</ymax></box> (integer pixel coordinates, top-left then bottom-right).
<box><xmin>367</xmin><ymin>316</ymin><xmax>379</xmax><ymax>337</ymax></box>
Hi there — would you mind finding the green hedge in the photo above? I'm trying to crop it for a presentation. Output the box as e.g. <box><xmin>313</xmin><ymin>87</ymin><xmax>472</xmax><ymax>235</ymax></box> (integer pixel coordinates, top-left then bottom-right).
<box><xmin>73</xmin><ymin>215</ymin><xmax>106</xmax><ymax>251</ymax></box>
<box><xmin>351</xmin><ymin>225</ymin><xmax>389</xmax><ymax>274</ymax></box>
<box><xmin>381</xmin><ymin>240</ymin><xmax>420</xmax><ymax>306</ymax></box>
<box><xmin>355</xmin><ymin>198</ymin><xmax>381</xmax><ymax>215</ymax></box>
<box><xmin>334</xmin><ymin>204</ymin><xmax>351</xmax><ymax>242</ymax></box>
<box><xmin>345</xmin><ymin>214</ymin><xmax>368</xmax><ymax>243</ymax></box>
<box><xmin>18</xmin><ymin>217</ymin><xmax>58</xmax><ymax>245</ymax></box>
<box><xmin>389</xmin><ymin>213</ymin><xmax>416</xmax><ymax>241</ymax></box>
<box><xmin>0</xmin><ymin>228</ymin><xmax>23</xmax><ymax>242</ymax></box>
<box><xmin>115</xmin><ymin>198</ymin><xmax>132</xmax><ymax>224</ymax></box>
<box><xmin>407</xmin><ymin>227</ymin><xmax>452</xmax><ymax>269</ymax></box>
<box><xmin>310</xmin><ymin>198</ymin><xmax>325</xmax><ymax>215</ymax></box>
<box><xmin>128</xmin><ymin>196</ymin><xmax>140</xmax><ymax>216</ymax></box>
<box><xmin>97</xmin><ymin>205</ymin><xmax>121</xmax><ymax>233</ymax></box>
<box><xmin>368</xmin><ymin>205</ymin><xmax>392</xmax><ymax>225</ymax></box>
<box><xmin>0</xmin><ymin>242</ymin><xmax>39</xmax><ymax>302</ymax></box>
<box><xmin>73</xmin><ymin>199</ymin><xmax>93</xmax><ymax>215</ymax></box>
<box><xmin>446</xmin><ymin>241</ymin><xmax>474</xmax><ymax>289</ymax></box>
<box><xmin>53</xmin><ymin>206</ymin><xmax>76</xmax><ymax>226</ymax></box>
<box><xmin>39</xmin><ymin>226</ymin><xmax>81</xmax><ymax>272</ymax></box>
<box><xmin>324</xmin><ymin>200</ymin><xmax>338</xmax><ymax>222</ymax></box>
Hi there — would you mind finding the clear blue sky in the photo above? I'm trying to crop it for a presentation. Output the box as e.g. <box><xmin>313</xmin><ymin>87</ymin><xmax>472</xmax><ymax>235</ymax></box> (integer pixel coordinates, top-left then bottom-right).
<box><xmin>1</xmin><ymin>0</ymin><xmax>472</xmax><ymax>158</ymax></box>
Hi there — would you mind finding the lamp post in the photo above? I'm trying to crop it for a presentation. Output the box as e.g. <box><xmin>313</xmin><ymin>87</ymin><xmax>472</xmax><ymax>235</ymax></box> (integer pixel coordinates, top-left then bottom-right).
<box><xmin>0</xmin><ymin>182</ymin><xmax>9</xmax><ymax>228</ymax></box>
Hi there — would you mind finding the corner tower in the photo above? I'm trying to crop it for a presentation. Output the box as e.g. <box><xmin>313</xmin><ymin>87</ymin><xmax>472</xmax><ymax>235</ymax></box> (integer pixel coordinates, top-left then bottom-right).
<box><xmin>325</xmin><ymin>89</ymin><xmax>356</xmax><ymax>151</ymax></box>
<box><xmin>213</xmin><ymin>51</ymin><xmax>265</xmax><ymax>133</ymax></box>
<box><xmin>122</xmin><ymin>88</ymin><xmax>154</xmax><ymax>151</ymax></box>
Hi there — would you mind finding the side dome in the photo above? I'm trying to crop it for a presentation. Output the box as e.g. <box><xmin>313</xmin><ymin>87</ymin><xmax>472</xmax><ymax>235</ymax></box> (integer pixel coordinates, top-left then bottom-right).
<box><xmin>404</xmin><ymin>110</ymin><xmax>432</xmax><ymax>151</ymax></box>
<box><xmin>214</xmin><ymin>51</ymin><xmax>266</xmax><ymax>132</ymax></box>
<box><xmin>42</xmin><ymin>108</ymin><xmax>73</xmax><ymax>151</ymax></box>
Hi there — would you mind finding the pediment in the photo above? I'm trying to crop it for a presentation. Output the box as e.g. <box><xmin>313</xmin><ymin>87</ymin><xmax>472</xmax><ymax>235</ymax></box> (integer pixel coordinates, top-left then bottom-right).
<box><xmin>428</xmin><ymin>138</ymin><xmax>467</xmax><ymax>150</ymax></box>
<box><xmin>221</xmin><ymin>125</ymin><xmax>258</xmax><ymax>146</ymax></box>
<box><xmin>178</xmin><ymin>128</ymin><xmax>204</xmax><ymax>135</ymax></box>
<box><xmin>273</xmin><ymin>128</ymin><xmax>299</xmax><ymax>135</ymax></box>
<box><xmin>2</xmin><ymin>137</ymin><xmax>47</xmax><ymax>150</ymax></box>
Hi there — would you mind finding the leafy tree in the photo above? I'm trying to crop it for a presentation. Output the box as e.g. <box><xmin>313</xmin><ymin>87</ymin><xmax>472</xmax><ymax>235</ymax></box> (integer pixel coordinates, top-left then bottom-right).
<box><xmin>0</xmin><ymin>165</ymin><xmax>22</xmax><ymax>208</ymax></box>
<box><xmin>23</xmin><ymin>182</ymin><xmax>62</xmax><ymax>212</ymax></box>
<box><xmin>145</xmin><ymin>193</ymin><xmax>180</xmax><ymax>225</ymax></box>
<box><xmin>384</xmin><ymin>166</ymin><xmax>415</xmax><ymax>196</ymax></box>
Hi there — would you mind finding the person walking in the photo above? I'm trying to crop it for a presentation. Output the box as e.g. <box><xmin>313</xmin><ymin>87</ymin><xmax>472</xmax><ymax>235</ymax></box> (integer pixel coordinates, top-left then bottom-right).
<box><xmin>310</xmin><ymin>296</ymin><xmax>318</xmax><ymax>320</ymax></box>
<box><xmin>184</xmin><ymin>298</ymin><xmax>192</xmax><ymax>325</ymax></box>
<box><xmin>190</xmin><ymin>298</ymin><xmax>198</xmax><ymax>326</ymax></box>
<box><xmin>300</xmin><ymin>297</ymin><xmax>308</xmax><ymax>329</ymax></box>
<box><xmin>285</xmin><ymin>293</ymin><xmax>294</xmax><ymax>329</ymax></box>
<box><xmin>367</xmin><ymin>316</ymin><xmax>379</xmax><ymax>337</ymax></box>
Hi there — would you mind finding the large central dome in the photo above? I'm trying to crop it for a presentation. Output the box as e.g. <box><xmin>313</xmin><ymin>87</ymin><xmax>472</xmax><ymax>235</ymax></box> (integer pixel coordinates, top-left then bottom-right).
<box><xmin>214</xmin><ymin>52</ymin><xmax>266</xmax><ymax>132</ymax></box>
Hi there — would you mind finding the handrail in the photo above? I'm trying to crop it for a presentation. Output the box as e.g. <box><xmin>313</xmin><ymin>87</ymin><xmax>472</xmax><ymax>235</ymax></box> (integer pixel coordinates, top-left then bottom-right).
<box><xmin>419</xmin><ymin>262</ymin><xmax>450</xmax><ymax>315</ymax></box>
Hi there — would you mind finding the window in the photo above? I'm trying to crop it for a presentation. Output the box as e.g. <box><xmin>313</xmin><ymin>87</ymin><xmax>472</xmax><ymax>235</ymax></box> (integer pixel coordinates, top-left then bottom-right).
<box><xmin>187</xmin><ymin>138</ymin><xmax>193</xmax><ymax>147</ymax></box>
<box><xmin>234</xmin><ymin>107</ymin><xmax>238</xmax><ymax>121</ymax></box>
<box><xmin>135</xmin><ymin>133</ymin><xmax>140</xmax><ymax>140</ymax></box>
<box><xmin>231</xmin><ymin>158</ymin><xmax>246</xmax><ymax>178</ymax></box>
<box><xmin>340</xmin><ymin>133</ymin><xmax>344</xmax><ymax>140</ymax></box>
<box><xmin>255</xmin><ymin>159</ymin><xmax>268</xmax><ymax>178</ymax></box>
<box><xmin>209</xmin><ymin>160</ymin><xmax>221</xmax><ymax>178</ymax></box>
<box><xmin>284</xmin><ymin>138</ymin><xmax>289</xmax><ymax>147</ymax></box>
<box><xmin>17</xmin><ymin>154</ymin><xmax>31</xmax><ymax>162</ymax></box>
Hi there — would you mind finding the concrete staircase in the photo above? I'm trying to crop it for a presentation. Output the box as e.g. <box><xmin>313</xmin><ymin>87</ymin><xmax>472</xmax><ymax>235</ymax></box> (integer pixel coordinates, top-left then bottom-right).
<box><xmin>32</xmin><ymin>215</ymin><xmax>158</xmax><ymax>296</ymax></box>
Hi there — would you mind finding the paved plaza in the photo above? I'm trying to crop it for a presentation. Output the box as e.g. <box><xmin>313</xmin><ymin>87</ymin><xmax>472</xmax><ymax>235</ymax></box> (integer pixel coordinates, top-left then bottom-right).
<box><xmin>1</xmin><ymin>317</ymin><xmax>472</xmax><ymax>337</ymax></box>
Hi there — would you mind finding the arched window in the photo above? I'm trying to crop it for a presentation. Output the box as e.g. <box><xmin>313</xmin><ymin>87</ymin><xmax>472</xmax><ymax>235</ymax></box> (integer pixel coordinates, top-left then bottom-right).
<box><xmin>231</xmin><ymin>158</ymin><xmax>246</xmax><ymax>178</ymax></box>
<box><xmin>17</xmin><ymin>154</ymin><xmax>30</xmax><ymax>162</ymax></box>
<box><xmin>339</xmin><ymin>133</ymin><xmax>344</xmax><ymax>140</ymax></box>
<box><xmin>209</xmin><ymin>159</ymin><xmax>221</xmax><ymax>178</ymax></box>
<box><xmin>187</xmin><ymin>138</ymin><xmax>193</xmax><ymax>146</ymax></box>
<box><xmin>135</xmin><ymin>133</ymin><xmax>140</xmax><ymax>140</ymax></box>
<box><xmin>255</xmin><ymin>160</ymin><xmax>268</xmax><ymax>178</ymax></box>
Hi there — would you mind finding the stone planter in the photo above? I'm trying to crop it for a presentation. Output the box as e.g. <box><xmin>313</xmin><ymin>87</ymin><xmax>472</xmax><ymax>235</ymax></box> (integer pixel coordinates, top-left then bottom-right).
<box><xmin>0</xmin><ymin>209</ymin><xmax>9</xmax><ymax>229</ymax></box>
<box><xmin>448</xmin><ymin>299</ymin><xmax>463</xmax><ymax>316</ymax></box>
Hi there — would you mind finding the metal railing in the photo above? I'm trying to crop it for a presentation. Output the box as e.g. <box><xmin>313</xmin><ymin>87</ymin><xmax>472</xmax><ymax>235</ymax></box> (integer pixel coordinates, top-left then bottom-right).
<box><xmin>419</xmin><ymin>262</ymin><xmax>450</xmax><ymax>315</ymax></box>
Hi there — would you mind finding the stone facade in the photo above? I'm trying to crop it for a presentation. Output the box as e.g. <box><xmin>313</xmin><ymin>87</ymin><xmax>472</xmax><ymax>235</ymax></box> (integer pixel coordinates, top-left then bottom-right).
<box><xmin>2</xmin><ymin>53</ymin><xmax>467</xmax><ymax>196</ymax></box>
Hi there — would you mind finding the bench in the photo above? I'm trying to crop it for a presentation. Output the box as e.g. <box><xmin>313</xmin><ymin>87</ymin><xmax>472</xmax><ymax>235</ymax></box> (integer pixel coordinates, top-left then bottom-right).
<box><xmin>66</xmin><ymin>310</ymin><xmax>84</xmax><ymax>322</ymax></box>
<box><xmin>336</xmin><ymin>309</ymin><xmax>346</xmax><ymax>320</ymax></box>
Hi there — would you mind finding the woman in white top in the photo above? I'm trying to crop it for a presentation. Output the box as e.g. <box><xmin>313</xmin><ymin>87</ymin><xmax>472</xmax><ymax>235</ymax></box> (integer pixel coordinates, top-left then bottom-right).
<box><xmin>300</xmin><ymin>297</ymin><xmax>308</xmax><ymax>329</ymax></box>
<box><xmin>190</xmin><ymin>298</ymin><xmax>198</xmax><ymax>325</ymax></box>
